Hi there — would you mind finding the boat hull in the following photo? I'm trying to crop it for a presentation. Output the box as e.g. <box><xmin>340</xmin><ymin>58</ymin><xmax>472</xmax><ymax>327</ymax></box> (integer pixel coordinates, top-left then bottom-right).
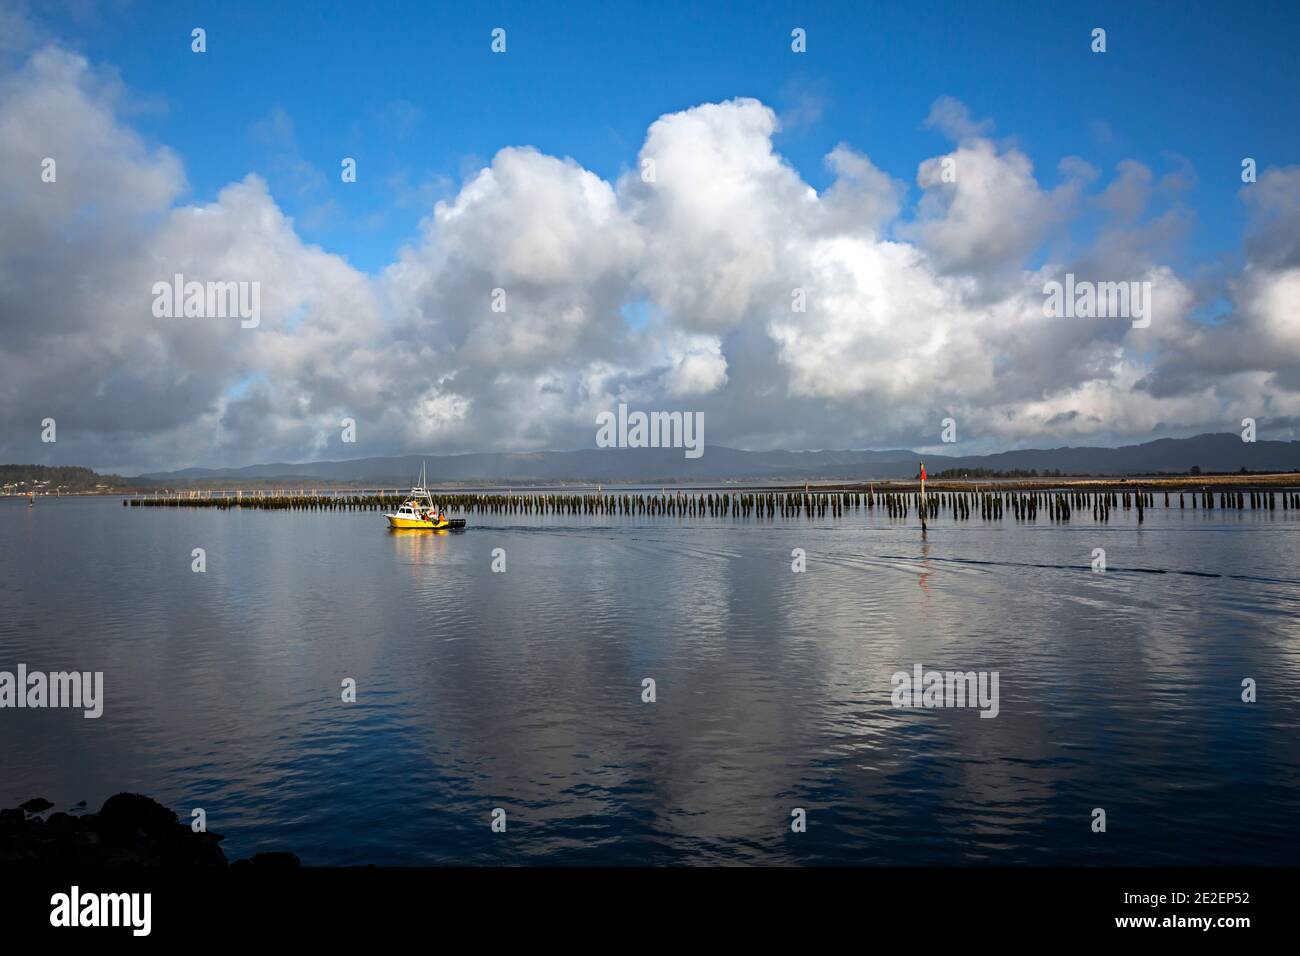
<box><xmin>385</xmin><ymin>514</ymin><xmax>465</xmax><ymax>530</ymax></box>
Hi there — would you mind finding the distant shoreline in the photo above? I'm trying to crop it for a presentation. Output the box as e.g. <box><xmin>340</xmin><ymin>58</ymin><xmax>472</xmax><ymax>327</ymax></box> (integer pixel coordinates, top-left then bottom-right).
<box><xmin>7</xmin><ymin>432</ymin><xmax>1300</xmax><ymax>491</ymax></box>
<box><xmin>8</xmin><ymin>471</ymin><xmax>1300</xmax><ymax>498</ymax></box>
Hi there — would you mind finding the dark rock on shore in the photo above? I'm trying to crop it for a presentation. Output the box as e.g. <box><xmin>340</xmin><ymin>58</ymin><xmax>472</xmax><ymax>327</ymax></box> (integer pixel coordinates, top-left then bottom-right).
<box><xmin>233</xmin><ymin>851</ymin><xmax>301</xmax><ymax>868</ymax></box>
<box><xmin>0</xmin><ymin>794</ymin><xmax>300</xmax><ymax>867</ymax></box>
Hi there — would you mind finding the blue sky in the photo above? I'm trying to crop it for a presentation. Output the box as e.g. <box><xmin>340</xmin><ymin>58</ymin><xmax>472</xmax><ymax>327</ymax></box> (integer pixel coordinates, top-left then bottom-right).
<box><xmin>5</xmin><ymin>0</ymin><xmax>1300</xmax><ymax>471</ymax></box>
<box><xmin>44</xmin><ymin>0</ymin><xmax>1300</xmax><ymax>273</ymax></box>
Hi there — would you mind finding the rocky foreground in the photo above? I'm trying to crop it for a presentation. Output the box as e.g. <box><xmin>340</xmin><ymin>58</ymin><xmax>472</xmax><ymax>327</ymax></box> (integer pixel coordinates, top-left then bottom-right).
<box><xmin>0</xmin><ymin>793</ymin><xmax>299</xmax><ymax>867</ymax></box>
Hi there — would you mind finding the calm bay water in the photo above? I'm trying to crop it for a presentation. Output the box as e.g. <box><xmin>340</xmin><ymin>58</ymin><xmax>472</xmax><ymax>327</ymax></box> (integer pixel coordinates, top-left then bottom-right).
<box><xmin>2</xmin><ymin>494</ymin><xmax>1298</xmax><ymax>865</ymax></box>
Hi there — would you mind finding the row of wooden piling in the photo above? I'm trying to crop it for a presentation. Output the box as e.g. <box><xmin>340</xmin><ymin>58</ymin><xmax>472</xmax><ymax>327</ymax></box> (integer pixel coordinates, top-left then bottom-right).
<box><xmin>125</xmin><ymin>487</ymin><xmax>1300</xmax><ymax>521</ymax></box>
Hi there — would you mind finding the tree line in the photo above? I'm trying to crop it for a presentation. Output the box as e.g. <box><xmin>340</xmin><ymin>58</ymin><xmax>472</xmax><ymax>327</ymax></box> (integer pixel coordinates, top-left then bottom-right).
<box><xmin>0</xmin><ymin>464</ymin><xmax>128</xmax><ymax>490</ymax></box>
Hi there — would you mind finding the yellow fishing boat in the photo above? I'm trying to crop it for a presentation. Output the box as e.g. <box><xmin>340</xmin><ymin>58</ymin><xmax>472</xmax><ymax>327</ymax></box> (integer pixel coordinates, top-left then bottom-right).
<box><xmin>385</xmin><ymin>463</ymin><xmax>465</xmax><ymax>530</ymax></box>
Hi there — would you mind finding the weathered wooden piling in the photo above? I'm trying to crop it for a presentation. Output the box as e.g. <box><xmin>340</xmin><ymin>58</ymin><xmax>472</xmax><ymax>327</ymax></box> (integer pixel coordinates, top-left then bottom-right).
<box><xmin>121</xmin><ymin>480</ymin><xmax>1300</xmax><ymax>526</ymax></box>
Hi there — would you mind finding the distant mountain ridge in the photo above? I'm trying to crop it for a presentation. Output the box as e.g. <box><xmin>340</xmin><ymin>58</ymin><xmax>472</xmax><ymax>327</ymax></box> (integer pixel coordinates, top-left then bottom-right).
<box><xmin>133</xmin><ymin>433</ymin><xmax>1300</xmax><ymax>485</ymax></box>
